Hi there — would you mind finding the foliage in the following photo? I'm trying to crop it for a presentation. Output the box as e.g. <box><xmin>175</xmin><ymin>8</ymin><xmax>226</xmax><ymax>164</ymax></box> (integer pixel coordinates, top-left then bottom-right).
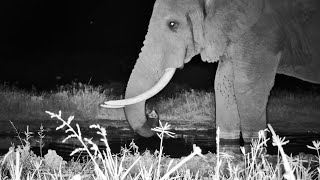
<box><xmin>0</xmin><ymin>82</ymin><xmax>320</xmax><ymax>126</ymax></box>
<box><xmin>0</xmin><ymin>111</ymin><xmax>319</xmax><ymax>179</ymax></box>
<box><xmin>0</xmin><ymin>82</ymin><xmax>125</xmax><ymax>121</ymax></box>
<box><xmin>1</xmin><ymin>82</ymin><xmax>320</xmax><ymax>127</ymax></box>
<box><xmin>152</xmin><ymin>89</ymin><xmax>215</xmax><ymax>121</ymax></box>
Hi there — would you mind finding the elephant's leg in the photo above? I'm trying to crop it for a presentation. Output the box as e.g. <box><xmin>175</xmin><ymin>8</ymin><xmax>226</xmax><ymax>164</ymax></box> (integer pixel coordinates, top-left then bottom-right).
<box><xmin>233</xmin><ymin>44</ymin><xmax>281</xmax><ymax>142</ymax></box>
<box><xmin>215</xmin><ymin>57</ymin><xmax>241</xmax><ymax>140</ymax></box>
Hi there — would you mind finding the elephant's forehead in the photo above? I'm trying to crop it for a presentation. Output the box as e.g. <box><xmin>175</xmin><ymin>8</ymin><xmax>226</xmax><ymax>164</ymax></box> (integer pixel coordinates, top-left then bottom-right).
<box><xmin>154</xmin><ymin>0</ymin><xmax>198</xmax><ymax>16</ymax></box>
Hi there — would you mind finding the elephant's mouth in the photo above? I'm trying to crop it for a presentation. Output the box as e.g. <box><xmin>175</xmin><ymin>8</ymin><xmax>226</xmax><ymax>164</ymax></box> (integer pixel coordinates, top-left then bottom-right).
<box><xmin>101</xmin><ymin>68</ymin><xmax>176</xmax><ymax>108</ymax></box>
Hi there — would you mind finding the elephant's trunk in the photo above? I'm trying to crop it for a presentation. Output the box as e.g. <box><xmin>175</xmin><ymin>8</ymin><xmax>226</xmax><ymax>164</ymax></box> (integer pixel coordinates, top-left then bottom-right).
<box><xmin>124</xmin><ymin>37</ymin><xmax>176</xmax><ymax>137</ymax></box>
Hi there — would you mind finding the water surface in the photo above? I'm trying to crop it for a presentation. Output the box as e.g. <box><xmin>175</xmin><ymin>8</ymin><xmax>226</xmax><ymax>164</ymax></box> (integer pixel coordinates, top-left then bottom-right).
<box><xmin>0</xmin><ymin>119</ymin><xmax>319</xmax><ymax>160</ymax></box>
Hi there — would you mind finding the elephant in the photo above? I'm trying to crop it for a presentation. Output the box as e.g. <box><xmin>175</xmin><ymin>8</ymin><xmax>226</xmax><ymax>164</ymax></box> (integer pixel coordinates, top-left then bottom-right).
<box><xmin>102</xmin><ymin>0</ymin><xmax>320</xmax><ymax>143</ymax></box>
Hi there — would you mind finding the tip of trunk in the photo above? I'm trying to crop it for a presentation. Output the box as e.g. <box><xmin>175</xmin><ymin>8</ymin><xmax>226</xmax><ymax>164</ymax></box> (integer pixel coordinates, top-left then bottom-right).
<box><xmin>125</xmin><ymin>102</ymin><xmax>160</xmax><ymax>137</ymax></box>
<box><xmin>134</xmin><ymin>111</ymin><xmax>159</xmax><ymax>137</ymax></box>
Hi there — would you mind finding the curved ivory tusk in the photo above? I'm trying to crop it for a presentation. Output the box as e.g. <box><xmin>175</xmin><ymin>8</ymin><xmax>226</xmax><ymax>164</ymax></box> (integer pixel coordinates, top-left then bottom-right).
<box><xmin>101</xmin><ymin>68</ymin><xmax>176</xmax><ymax>108</ymax></box>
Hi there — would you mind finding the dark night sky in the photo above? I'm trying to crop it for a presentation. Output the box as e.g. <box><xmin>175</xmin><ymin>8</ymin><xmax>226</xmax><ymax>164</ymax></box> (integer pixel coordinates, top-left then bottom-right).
<box><xmin>0</xmin><ymin>0</ymin><xmax>155</xmax><ymax>89</ymax></box>
<box><xmin>0</xmin><ymin>0</ymin><xmax>318</xmax><ymax>92</ymax></box>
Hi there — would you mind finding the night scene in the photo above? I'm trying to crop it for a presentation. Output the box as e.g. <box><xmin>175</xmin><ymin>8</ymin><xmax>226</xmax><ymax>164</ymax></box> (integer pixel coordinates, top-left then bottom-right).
<box><xmin>0</xmin><ymin>0</ymin><xmax>320</xmax><ymax>179</ymax></box>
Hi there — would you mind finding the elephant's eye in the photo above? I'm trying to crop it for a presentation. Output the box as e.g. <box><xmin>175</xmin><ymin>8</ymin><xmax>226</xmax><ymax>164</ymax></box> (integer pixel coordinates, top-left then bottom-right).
<box><xmin>168</xmin><ymin>21</ymin><xmax>179</xmax><ymax>32</ymax></box>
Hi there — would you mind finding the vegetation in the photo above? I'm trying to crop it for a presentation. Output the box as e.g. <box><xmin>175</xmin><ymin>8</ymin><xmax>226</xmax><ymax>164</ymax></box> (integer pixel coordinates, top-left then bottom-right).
<box><xmin>0</xmin><ymin>82</ymin><xmax>125</xmax><ymax>121</ymax></box>
<box><xmin>0</xmin><ymin>111</ymin><xmax>319</xmax><ymax>179</ymax></box>
<box><xmin>0</xmin><ymin>83</ymin><xmax>319</xmax><ymax>179</ymax></box>
<box><xmin>0</xmin><ymin>82</ymin><xmax>319</xmax><ymax>125</ymax></box>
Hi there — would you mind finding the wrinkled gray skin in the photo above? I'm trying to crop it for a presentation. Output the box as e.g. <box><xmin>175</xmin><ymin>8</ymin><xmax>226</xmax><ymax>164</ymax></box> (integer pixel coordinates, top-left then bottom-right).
<box><xmin>125</xmin><ymin>0</ymin><xmax>320</xmax><ymax>141</ymax></box>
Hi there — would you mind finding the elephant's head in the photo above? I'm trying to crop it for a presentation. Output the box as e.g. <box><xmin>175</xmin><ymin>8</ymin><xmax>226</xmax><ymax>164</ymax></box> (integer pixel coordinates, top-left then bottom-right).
<box><xmin>102</xmin><ymin>0</ymin><xmax>263</xmax><ymax>137</ymax></box>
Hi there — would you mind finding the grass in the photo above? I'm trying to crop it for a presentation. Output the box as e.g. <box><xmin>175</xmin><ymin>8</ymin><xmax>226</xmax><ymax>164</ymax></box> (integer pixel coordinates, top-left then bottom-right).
<box><xmin>0</xmin><ymin>111</ymin><xmax>319</xmax><ymax>179</ymax></box>
<box><xmin>267</xmin><ymin>90</ymin><xmax>320</xmax><ymax>134</ymax></box>
<box><xmin>0</xmin><ymin>83</ymin><xmax>125</xmax><ymax>121</ymax></box>
<box><xmin>1</xmin><ymin>83</ymin><xmax>319</xmax><ymax>126</ymax></box>
<box><xmin>151</xmin><ymin>90</ymin><xmax>215</xmax><ymax>121</ymax></box>
<box><xmin>0</xmin><ymin>82</ymin><xmax>319</xmax><ymax>179</ymax></box>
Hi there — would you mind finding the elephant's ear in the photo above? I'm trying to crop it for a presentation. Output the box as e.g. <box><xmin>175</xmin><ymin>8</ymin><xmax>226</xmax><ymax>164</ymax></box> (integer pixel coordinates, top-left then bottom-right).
<box><xmin>200</xmin><ymin>0</ymin><xmax>264</xmax><ymax>63</ymax></box>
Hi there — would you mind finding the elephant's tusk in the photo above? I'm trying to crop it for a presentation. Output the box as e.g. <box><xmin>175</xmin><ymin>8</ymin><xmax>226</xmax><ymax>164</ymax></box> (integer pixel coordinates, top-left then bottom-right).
<box><xmin>101</xmin><ymin>68</ymin><xmax>176</xmax><ymax>108</ymax></box>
